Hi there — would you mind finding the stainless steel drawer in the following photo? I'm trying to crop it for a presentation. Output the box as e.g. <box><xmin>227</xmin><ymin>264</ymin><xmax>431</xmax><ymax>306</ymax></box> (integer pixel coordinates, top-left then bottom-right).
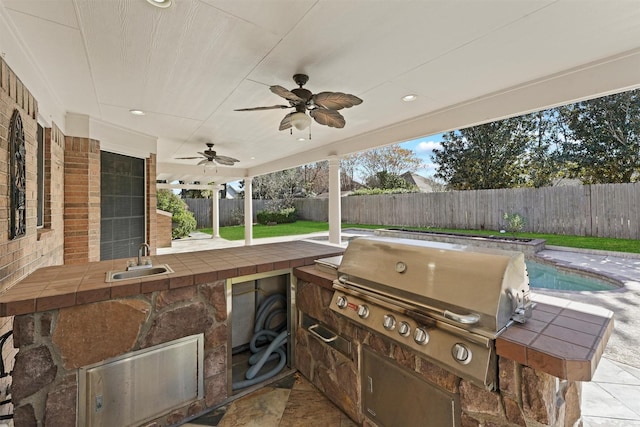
<box><xmin>301</xmin><ymin>314</ymin><xmax>351</xmax><ymax>357</ymax></box>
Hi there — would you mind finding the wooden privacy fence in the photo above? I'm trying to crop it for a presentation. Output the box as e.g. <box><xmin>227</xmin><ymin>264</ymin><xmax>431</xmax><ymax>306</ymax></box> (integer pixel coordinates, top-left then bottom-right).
<box><xmin>184</xmin><ymin>182</ymin><xmax>640</xmax><ymax>239</ymax></box>
<box><xmin>184</xmin><ymin>199</ymin><xmax>269</xmax><ymax>228</ymax></box>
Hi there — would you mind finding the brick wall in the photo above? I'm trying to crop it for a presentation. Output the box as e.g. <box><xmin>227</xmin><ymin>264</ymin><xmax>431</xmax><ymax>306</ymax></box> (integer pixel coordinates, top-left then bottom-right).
<box><xmin>0</xmin><ymin>58</ymin><xmax>40</xmax><ymax>289</ymax></box>
<box><xmin>0</xmin><ymin>57</ymin><xmax>66</xmax><ymax>423</ymax></box>
<box><xmin>63</xmin><ymin>137</ymin><xmax>101</xmax><ymax>264</ymax></box>
<box><xmin>37</xmin><ymin>124</ymin><xmax>66</xmax><ymax>266</ymax></box>
<box><xmin>157</xmin><ymin>209</ymin><xmax>173</xmax><ymax>248</ymax></box>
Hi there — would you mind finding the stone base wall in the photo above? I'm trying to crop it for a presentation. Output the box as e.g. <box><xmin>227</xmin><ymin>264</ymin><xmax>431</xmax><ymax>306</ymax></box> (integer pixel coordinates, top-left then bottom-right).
<box><xmin>11</xmin><ymin>281</ymin><xmax>229</xmax><ymax>426</ymax></box>
<box><xmin>295</xmin><ymin>279</ymin><xmax>582</xmax><ymax>427</ymax></box>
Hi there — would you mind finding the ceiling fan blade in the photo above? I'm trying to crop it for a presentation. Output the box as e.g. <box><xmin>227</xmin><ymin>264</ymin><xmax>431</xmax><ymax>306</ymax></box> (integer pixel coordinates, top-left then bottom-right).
<box><xmin>309</xmin><ymin>109</ymin><xmax>346</xmax><ymax>128</ymax></box>
<box><xmin>215</xmin><ymin>158</ymin><xmax>236</xmax><ymax>166</ymax></box>
<box><xmin>279</xmin><ymin>112</ymin><xmax>294</xmax><ymax>131</ymax></box>
<box><xmin>214</xmin><ymin>155</ymin><xmax>239</xmax><ymax>163</ymax></box>
<box><xmin>312</xmin><ymin>92</ymin><xmax>363</xmax><ymax>110</ymax></box>
<box><xmin>197</xmin><ymin>159</ymin><xmax>210</xmax><ymax>166</ymax></box>
<box><xmin>270</xmin><ymin>85</ymin><xmax>304</xmax><ymax>103</ymax></box>
<box><xmin>175</xmin><ymin>156</ymin><xmax>204</xmax><ymax>159</ymax></box>
<box><xmin>235</xmin><ymin>104</ymin><xmax>291</xmax><ymax>111</ymax></box>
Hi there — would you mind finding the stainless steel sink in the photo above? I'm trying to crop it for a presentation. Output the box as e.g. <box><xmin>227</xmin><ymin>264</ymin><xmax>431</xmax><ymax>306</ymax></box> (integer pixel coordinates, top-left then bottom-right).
<box><xmin>106</xmin><ymin>264</ymin><xmax>174</xmax><ymax>282</ymax></box>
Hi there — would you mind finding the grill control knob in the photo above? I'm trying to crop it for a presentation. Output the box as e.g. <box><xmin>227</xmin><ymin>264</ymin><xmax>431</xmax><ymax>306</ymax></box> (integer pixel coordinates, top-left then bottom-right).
<box><xmin>414</xmin><ymin>328</ymin><xmax>430</xmax><ymax>345</ymax></box>
<box><xmin>398</xmin><ymin>321</ymin><xmax>411</xmax><ymax>337</ymax></box>
<box><xmin>336</xmin><ymin>296</ymin><xmax>348</xmax><ymax>309</ymax></box>
<box><xmin>383</xmin><ymin>314</ymin><xmax>397</xmax><ymax>330</ymax></box>
<box><xmin>357</xmin><ymin>304</ymin><xmax>370</xmax><ymax>319</ymax></box>
<box><xmin>452</xmin><ymin>343</ymin><xmax>472</xmax><ymax>364</ymax></box>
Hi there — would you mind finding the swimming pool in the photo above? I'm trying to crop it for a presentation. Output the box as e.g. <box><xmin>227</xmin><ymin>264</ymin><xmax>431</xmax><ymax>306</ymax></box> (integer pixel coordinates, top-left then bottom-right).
<box><xmin>525</xmin><ymin>259</ymin><xmax>619</xmax><ymax>291</ymax></box>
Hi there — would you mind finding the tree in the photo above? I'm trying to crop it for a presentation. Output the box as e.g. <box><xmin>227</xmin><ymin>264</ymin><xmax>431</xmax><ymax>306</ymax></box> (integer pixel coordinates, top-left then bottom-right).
<box><xmin>180</xmin><ymin>181</ymin><xmax>216</xmax><ymax>199</ymax></box>
<box><xmin>346</xmin><ymin>144</ymin><xmax>423</xmax><ymax>186</ymax></box>
<box><xmin>365</xmin><ymin>171</ymin><xmax>416</xmax><ymax>190</ymax></box>
<box><xmin>300</xmin><ymin>162</ymin><xmax>329</xmax><ymax>195</ymax></box>
<box><xmin>251</xmin><ymin>168</ymin><xmax>305</xmax><ymax>208</ymax></box>
<box><xmin>526</xmin><ymin>110</ymin><xmax>564</xmax><ymax>188</ymax></box>
<box><xmin>558</xmin><ymin>89</ymin><xmax>640</xmax><ymax>183</ymax></box>
<box><xmin>432</xmin><ymin>118</ymin><xmax>531</xmax><ymax>190</ymax></box>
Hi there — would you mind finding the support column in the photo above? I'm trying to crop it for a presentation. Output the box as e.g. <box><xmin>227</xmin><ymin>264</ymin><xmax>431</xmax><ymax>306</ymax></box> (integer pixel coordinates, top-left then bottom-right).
<box><xmin>328</xmin><ymin>155</ymin><xmax>341</xmax><ymax>245</ymax></box>
<box><xmin>244</xmin><ymin>178</ymin><xmax>253</xmax><ymax>246</ymax></box>
<box><xmin>211</xmin><ymin>185</ymin><xmax>221</xmax><ymax>238</ymax></box>
<box><xmin>64</xmin><ymin>136</ymin><xmax>101</xmax><ymax>264</ymax></box>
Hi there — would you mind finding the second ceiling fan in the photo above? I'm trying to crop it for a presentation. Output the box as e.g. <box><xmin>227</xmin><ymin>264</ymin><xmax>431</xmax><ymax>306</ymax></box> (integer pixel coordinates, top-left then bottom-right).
<box><xmin>235</xmin><ymin>74</ymin><xmax>363</xmax><ymax>132</ymax></box>
<box><xmin>175</xmin><ymin>143</ymin><xmax>239</xmax><ymax>166</ymax></box>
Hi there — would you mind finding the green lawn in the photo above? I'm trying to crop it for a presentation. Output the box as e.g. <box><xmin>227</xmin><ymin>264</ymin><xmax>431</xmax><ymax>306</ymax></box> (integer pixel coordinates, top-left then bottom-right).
<box><xmin>199</xmin><ymin>220</ymin><xmax>331</xmax><ymax>241</ymax></box>
<box><xmin>198</xmin><ymin>221</ymin><xmax>640</xmax><ymax>254</ymax></box>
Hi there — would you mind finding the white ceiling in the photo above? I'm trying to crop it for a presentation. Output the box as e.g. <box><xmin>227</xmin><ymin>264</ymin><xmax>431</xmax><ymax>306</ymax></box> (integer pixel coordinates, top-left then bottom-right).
<box><xmin>2</xmin><ymin>0</ymin><xmax>640</xmax><ymax>185</ymax></box>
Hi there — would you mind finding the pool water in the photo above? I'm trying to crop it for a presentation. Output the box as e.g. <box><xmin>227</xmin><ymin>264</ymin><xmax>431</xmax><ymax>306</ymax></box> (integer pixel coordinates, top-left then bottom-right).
<box><xmin>525</xmin><ymin>260</ymin><xmax>618</xmax><ymax>291</ymax></box>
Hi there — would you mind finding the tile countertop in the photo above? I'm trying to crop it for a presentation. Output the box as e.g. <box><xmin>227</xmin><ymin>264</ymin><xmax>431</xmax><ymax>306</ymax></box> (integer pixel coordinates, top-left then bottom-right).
<box><xmin>293</xmin><ymin>265</ymin><xmax>614</xmax><ymax>383</ymax></box>
<box><xmin>0</xmin><ymin>241</ymin><xmax>344</xmax><ymax>317</ymax></box>
<box><xmin>496</xmin><ymin>292</ymin><xmax>614</xmax><ymax>382</ymax></box>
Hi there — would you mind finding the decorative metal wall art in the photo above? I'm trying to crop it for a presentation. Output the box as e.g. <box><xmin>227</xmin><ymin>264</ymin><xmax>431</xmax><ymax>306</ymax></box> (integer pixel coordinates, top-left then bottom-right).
<box><xmin>9</xmin><ymin>109</ymin><xmax>26</xmax><ymax>239</ymax></box>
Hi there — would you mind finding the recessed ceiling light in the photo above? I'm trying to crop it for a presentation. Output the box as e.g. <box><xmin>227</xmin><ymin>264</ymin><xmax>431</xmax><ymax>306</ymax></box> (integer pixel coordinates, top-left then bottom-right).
<box><xmin>297</xmin><ymin>137</ymin><xmax>306</xmax><ymax>142</ymax></box>
<box><xmin>146</xmin><ymin>0</ymin><xmax>172</xmax><ymax>8</ymax></box>
<box><xmin>129</xmin><ymin>109</ymin><xmax>145</xmax><ymax>116</ymax></box>
<box><xmin>250</xmin><ymin>157</ymin><xmax>256</xmax><ymax>160</ymax></box>
<box><xmin>402</xmin><ymin>94</ymin><xmax>418</xmax><ymax>102</ymax></box>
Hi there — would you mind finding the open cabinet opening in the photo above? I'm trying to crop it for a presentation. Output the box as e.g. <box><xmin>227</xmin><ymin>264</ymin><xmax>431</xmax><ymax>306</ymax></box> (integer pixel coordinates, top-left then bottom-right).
<box><xmin>227</xmin><ymin>270</ymin><xmax>295</xmax><ymax>396</ymax></box>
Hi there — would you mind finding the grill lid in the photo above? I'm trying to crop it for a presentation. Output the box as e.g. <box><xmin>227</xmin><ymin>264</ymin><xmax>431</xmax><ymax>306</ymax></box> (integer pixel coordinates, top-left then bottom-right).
<box><xmin>336</xmin><ymin>237</ymin><xmax>532</xmax><ymax>333</ymax></box>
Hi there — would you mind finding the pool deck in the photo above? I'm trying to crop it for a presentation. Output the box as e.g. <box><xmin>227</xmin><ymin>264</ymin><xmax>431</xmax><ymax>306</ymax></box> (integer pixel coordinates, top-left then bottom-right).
<box><xmin>534</xmin><ymin>247</ymin><xmax>640</xmax><ymax>426</ymax></box>
<box><xmin>160</xmin><ymin>233</ymin><xmax>640</xmax><ymax>426</ymax></box>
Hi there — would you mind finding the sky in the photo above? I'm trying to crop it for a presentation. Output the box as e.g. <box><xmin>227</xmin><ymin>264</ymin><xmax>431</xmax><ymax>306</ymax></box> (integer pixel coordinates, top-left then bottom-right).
<box><xmin>398</xmin><ymin>134</ymin><xmax>443</xmax><ymax>178</ymax></box>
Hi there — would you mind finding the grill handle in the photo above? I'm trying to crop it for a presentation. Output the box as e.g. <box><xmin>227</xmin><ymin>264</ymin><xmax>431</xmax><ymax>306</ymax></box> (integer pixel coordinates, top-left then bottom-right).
<box><xmin>337</xmin><ymin>277</ymin><xmax>482</xmax><ymax>328</ymax></box>
<box><xmin>308</xmin><ymin>324</ymin><xmax>339</xmax><ymax>343</ymax></box>
<box><xmin>443</xmin><ymin>310</ymin><xmax>481</xmax><ymax>325</ymax></box>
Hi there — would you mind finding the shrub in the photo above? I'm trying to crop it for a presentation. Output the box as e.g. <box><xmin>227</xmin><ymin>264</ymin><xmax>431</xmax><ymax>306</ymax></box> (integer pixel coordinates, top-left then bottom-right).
<box><xmin>256</xmin><ymin>207</ymin><xmax>297</xmax><ymax>225</ymax></box>
<box><xmin>349</xmin><ymin>188</ymin><xmax>419</xmax><ymax>196</ymax></box>
<box><xmin>172</xmin><ymin>210</ymin><xmax>197</xmax><ymax>238</ymax></box>
<box><xmin>503</xmin><ymin>212</ymin><xmax>527</xmax><ymax>236</ymax></box>
<box><xmin>157</xmin><ymin>189</ymin><xmax>197</xmax><ymax>238</ymax></box>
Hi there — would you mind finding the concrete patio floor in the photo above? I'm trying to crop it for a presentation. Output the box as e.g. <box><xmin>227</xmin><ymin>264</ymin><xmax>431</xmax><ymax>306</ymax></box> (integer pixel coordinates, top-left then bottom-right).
<box><xmin>160</xmin><ymin>231</ymin><xmax>640</xmax><ymax>426</ymax></box>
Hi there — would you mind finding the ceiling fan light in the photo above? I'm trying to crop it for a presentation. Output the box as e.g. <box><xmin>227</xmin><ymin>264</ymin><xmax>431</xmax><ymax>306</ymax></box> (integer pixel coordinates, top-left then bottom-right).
<box><xmin>146</xmin><ymin>0</ymin><xmax>172</xmax><ymax>8</ymax></box>
<box><xmin>290</xmin><ymin>112</ymin><xmax>311</xmax><ymax>130</ymax></box>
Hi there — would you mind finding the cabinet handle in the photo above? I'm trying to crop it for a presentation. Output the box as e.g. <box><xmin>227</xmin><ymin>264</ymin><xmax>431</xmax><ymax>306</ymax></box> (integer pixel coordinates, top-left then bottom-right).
<box><xmin>308</xmin><ymin>324</ymin><xmax>338</xmax><ymax>343</ymax></box>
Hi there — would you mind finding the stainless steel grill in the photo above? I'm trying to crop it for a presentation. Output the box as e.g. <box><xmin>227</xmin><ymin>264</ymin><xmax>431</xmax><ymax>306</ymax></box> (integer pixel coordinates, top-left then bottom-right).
<box><xmin>329</xmin><ymin>236</ymin><xmax>535</xmax><ymax>389</ymax></box>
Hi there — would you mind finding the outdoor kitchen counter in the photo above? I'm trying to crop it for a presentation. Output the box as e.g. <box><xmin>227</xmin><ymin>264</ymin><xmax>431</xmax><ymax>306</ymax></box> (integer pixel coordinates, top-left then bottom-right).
<box><xmin>293</xmin><ymin>265</ymin><xmax>615</xmax><ymax>383</ymax></box>
<box><xmin>496</xmin><ymin>292</ymin><xmax>614</xmax><ymax>382</ymax></box>
<box><xmin>0</xmin><ymin>241</ymin><xmax>344</xmax><ymax>317</ymax></box>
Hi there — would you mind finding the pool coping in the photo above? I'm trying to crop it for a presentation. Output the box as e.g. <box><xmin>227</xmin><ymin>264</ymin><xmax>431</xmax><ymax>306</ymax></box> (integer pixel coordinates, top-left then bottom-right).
<box><xmin>534</xmin><ymin>246</ymin><xmax>639</xmax><ymax>293</ymax></box>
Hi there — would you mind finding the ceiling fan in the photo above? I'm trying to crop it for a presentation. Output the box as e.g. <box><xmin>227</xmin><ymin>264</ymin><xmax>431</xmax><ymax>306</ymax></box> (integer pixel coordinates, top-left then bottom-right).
<box><xmin>235</xmin><ymin>74</ymin><xmax>363</xmax><ymax>133</ymax></box>
<box><xmin>175</xmin><ymin>143</ymin><xmax>239</xmax><ymax>166</ymax></box>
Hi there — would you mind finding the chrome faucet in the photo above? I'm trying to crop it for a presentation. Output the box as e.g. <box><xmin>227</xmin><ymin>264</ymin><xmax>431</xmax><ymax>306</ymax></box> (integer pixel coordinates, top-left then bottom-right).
<box><xmin>138</xmin><ymin>243</ymin><xmax>150</xmax><ymax>266</ymax></box>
